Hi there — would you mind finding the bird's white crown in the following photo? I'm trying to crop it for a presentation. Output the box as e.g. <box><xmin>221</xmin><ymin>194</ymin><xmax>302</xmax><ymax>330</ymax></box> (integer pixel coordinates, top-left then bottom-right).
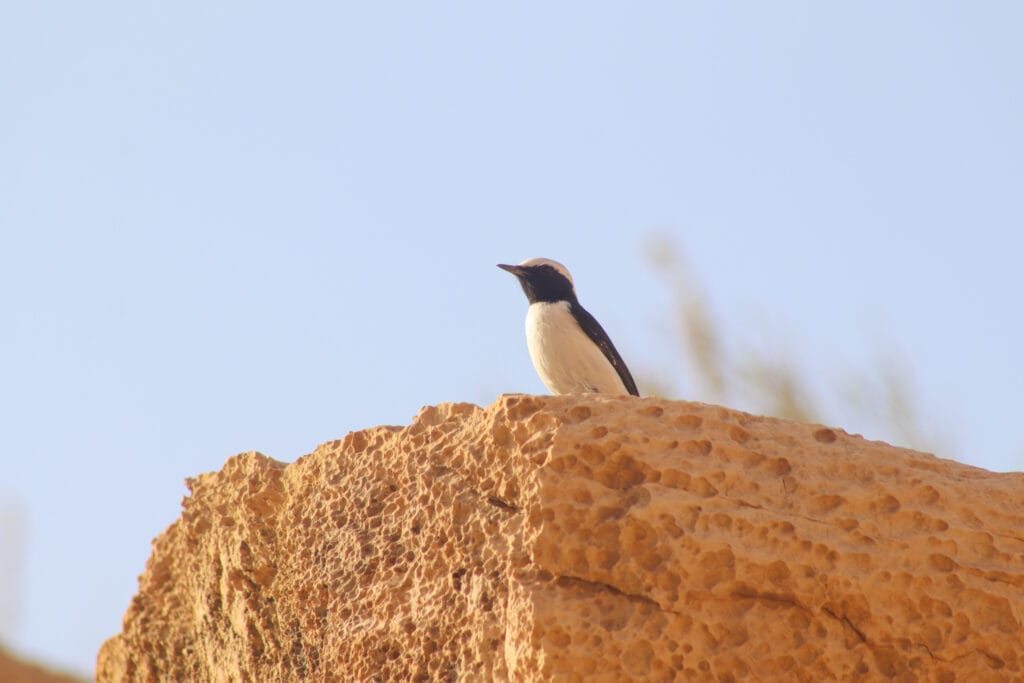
<box><xmin>518</xmin><ymin>257</ymin><xmax>573</xmax><ymax>285</ymax></box>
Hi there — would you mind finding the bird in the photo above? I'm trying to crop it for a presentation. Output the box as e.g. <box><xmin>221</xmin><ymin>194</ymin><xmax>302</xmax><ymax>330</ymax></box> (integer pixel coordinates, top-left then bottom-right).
<box><xmin>497</xmin><ymin>258</ymin><xmax>639</xmax><ymax>397</ymax></box>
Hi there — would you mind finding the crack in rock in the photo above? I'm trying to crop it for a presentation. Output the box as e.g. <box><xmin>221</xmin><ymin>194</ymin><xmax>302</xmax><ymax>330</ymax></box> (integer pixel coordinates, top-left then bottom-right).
<box><xmin>551</xmin><ymin>574</ymin><xmax>680</xmax><ymax>616</ymax></box>
<box><xmin>821</xmin><ymin>606</ymin><xmax>868</xmax><ymax>645</ymax></box>
<box><xmin>485</xmin><ymin>496</ymin><xmax>519</xmax><ymax>513</ymax></box>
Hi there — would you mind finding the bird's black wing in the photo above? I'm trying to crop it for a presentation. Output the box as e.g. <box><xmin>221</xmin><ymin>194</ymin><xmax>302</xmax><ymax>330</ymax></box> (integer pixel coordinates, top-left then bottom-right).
<box><xmin>569</xmin><ymin>302</ymin><xmax>640</xmax><ymax>396</ymax></box>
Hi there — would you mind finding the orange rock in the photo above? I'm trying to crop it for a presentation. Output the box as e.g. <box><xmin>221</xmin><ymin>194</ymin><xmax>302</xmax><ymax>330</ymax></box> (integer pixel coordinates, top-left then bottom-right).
<box><xmin>97</xmin><ymin>396</ymin><xmax>1024</xmax><ymax>681</ymax></box>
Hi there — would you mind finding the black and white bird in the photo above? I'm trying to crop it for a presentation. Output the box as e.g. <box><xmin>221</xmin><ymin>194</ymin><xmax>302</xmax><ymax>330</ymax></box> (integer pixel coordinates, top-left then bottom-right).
<box><xmin>498</xmin><ymin>258</ymin><xmax>639</xmax><ymax>397</ymax></box>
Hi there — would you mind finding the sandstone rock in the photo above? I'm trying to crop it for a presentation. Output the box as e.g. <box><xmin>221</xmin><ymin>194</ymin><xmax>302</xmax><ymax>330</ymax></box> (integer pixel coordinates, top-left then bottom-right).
<box><xmin>98</xmin><ymin>396</ymin><xmax>1024</xmax><ymax>681</ymax></box>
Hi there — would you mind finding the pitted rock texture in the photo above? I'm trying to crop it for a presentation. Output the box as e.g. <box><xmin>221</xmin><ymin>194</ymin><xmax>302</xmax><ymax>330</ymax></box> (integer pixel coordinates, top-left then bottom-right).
<box><xmin>98</xmin><ymin>395</ymin><xmax>1024</xmax><ymax>682</ymax></box>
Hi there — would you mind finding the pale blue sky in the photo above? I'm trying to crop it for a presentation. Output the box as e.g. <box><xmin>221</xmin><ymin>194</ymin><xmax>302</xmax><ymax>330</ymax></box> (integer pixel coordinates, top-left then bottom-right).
<box><xmin>2</xmin><ymin>2</ymin><xmax>1022</xmax><ymax>676</ymax></box>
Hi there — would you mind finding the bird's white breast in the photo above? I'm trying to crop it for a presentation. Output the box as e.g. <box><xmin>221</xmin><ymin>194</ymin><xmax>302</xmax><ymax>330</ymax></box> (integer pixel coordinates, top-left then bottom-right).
<box><xmin>524</xmin><ymin>301</ymin><xmax>629</xmax><ymax>395</ymax></box>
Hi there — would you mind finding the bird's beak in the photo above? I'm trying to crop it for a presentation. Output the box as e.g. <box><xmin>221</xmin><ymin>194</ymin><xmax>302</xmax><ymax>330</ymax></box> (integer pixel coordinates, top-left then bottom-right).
<box><xmin>497</xmin><ymin>263</ymin><xmax>525</xmax><ymax>277</ymax></box>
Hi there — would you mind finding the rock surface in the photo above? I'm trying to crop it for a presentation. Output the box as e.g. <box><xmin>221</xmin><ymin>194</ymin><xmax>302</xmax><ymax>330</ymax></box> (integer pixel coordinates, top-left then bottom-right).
<box><xmin>98</xmin><ymin>395</ymin><xmax>1024</xmax><ymax>681</ymax></box>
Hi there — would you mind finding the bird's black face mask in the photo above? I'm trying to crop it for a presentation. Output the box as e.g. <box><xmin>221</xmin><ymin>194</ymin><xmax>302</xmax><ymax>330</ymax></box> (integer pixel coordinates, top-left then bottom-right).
<box><xmin>516</xmin><ymin>265</ymin><xmax>576</xmax><ymax>304</ymax></box>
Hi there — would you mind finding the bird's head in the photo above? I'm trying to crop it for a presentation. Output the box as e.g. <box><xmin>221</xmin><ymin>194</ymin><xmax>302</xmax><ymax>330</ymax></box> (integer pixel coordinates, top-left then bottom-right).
<box><xmin>498</xmin><ymin>257</ymin><xmax>576</xmax><ymax>304</ymax></box>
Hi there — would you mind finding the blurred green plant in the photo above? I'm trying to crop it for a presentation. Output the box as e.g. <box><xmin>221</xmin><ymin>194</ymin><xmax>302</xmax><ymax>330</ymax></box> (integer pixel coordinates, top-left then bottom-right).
<box><xmin>642</xmin><ymin>237</ymin><xmax>950</xmax><ymax>457</ymax></box>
